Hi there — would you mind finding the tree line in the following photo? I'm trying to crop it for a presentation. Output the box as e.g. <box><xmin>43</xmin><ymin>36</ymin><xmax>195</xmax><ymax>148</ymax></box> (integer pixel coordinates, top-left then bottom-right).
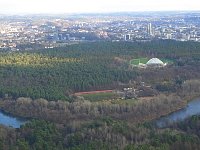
<box><xmin>1</xmin><ymin>116</ymin><xmax>200</xmax><ymax>150</ymax></box>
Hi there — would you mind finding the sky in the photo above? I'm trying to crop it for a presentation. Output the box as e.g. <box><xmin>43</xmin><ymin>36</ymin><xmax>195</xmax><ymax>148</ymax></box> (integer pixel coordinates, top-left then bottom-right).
<box><xmin>0</xmin><ymin>0</ymin><xmax>200</xmax><ymax>14</ymax></box>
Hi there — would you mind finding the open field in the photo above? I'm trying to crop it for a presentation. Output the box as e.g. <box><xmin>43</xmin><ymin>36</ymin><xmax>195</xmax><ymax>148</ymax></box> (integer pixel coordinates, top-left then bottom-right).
<box><xmin>81</xmin><ymin>92</ymin><xmax>118</xmax><ymax>102</ymax></box>
<box><xmin>130</xmin><ymin>57</ymin><xmax>149</xmax><ymax>65</ymax></box>
<box><xmin>161</xmin><ymin>58</ymin><xmax>174</xmax><ymax>64</ymax></box>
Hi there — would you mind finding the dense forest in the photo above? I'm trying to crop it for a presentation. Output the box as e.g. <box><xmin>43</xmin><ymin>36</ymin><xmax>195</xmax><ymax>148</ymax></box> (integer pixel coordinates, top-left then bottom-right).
<box><xmin>1</xmin><ymin>40</ymin><xmax>200</xmax><ymax>149</ymax></box>
<box><xmin>1</xmin><ymin>40</ymin><xmax>200</xmax><ymax>101</ymax></box>
<box><xmin>1</xmin><ymin>116</ymin><xmax>200</xmax><ymax>150</ymax></box>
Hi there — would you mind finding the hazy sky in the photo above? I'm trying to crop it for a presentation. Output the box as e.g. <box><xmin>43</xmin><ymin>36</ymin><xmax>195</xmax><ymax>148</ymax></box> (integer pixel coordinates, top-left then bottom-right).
<box><xmin>0</xmin><ymin>0</ymin><xmax>200</xmax><ymax>14</ymax></box>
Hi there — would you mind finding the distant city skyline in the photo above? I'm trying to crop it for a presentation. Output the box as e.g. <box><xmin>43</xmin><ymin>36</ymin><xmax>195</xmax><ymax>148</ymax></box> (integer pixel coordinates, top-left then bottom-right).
<box><xmin>0</xmin><ymin>0</ymin><xmax>200</xmax><ymax>14</ymax></box>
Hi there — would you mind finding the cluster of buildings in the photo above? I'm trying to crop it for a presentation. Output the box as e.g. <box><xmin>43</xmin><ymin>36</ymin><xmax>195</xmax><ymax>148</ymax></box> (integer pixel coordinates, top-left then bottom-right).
<box><xmin>0</xmin><ymin>12</ymin><xmax>200</xmax><ymax>50</ymax></box>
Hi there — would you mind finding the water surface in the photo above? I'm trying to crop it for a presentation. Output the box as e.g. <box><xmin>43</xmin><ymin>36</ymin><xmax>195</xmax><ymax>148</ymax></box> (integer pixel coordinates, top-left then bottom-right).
<box><xmin>0</xmin><ymin>111</ymin><xmax>26</xmax><ymax>128</ymax></box>
<box><xmin>155</xmin><ymin>98</ymin><xmax>200</xmax><ymax>127</ymax></box>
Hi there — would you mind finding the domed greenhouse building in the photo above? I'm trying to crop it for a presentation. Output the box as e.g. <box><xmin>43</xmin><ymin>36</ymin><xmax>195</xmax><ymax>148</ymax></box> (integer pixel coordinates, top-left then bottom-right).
<box><xmin>146</xmin><ymin>58</ymin><xmax>165</xmax><ymax>67</ymax></box>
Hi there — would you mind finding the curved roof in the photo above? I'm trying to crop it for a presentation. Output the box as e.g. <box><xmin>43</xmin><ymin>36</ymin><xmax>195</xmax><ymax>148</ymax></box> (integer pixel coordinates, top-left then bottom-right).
<box><xmin>146</xmin><ymin>58</ymin><xmax>164</xmax><ymax>65</ymax></box>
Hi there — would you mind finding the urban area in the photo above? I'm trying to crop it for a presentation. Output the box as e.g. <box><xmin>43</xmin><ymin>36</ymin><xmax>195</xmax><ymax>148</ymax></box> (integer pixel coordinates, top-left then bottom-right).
<box><xmin>0</xmin><ymin>11</ymin><xmax>200</xmax><ymax>51</ymax></box>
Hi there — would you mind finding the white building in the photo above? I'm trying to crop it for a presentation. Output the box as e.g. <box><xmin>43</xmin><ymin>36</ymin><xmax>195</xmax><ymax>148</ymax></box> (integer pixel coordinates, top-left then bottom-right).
<box><xmin>146</xmin><ymin>58</ymin><xmax>166</xmax><ymax>67</ymax></box>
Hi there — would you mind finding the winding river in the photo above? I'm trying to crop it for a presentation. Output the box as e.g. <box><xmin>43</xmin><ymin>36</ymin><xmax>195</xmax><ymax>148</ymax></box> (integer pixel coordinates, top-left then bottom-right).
<box><xmin>0</xmin><ymin>111</ymin><xmax>26</xmax><ymax>128</ymax></box>
<box><xmin>155</xmin><ymin>97</ymin><xmax>200</xmax><ymax>128</ymax></box>
<box><xmin>1</xmin><ymin>97</ymin><xmax>200</xmax><ymax>128</ymax></box>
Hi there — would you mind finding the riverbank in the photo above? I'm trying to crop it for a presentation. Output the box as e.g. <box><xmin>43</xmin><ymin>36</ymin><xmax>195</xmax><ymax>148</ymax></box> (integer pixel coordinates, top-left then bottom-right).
<box><xmin>155</xmin><ymin>97</ymin><xmax>200</xmax><ymax>128</ymax></box>
<box><xmin>134</xmin><ymin>102</ymin><xmax>187</xmax><ymax>125</ymax></box>
<box><xmin>0</xmin><ymin>94</ymin><xmax>187</xmax><ymax>126</ymax></box>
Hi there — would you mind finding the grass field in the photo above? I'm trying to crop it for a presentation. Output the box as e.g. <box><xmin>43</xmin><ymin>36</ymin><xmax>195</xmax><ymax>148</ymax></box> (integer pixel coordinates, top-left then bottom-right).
<box><xmin>82</xmin><ymin>92</ymin><xmax>118</xmax><ymax>102</ymax></box>
<box><xmin>130</xmin><ymin>58</ymin><xmax>149</xmax><ymax>65</ymax></box>
<box><xmin>161</xmin><ymin>58</ymin><xmax>174</xmax><ymax>64</ymax></box>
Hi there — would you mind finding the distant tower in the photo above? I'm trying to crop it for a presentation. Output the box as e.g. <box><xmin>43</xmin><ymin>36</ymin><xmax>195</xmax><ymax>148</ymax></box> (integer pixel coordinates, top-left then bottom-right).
<box><xmin>147</xmin><ymin>23</ymin><xmax>153</xmax><ymax>36</ymax></box>
<box><xmin>125</xmin><ymin>34</ymin><xmax>131</xmax><ymax>41</ymax></box>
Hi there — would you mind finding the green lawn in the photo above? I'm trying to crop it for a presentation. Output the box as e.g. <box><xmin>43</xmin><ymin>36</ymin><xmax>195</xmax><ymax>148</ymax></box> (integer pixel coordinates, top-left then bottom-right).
<box><xmin>130</xmin><ymin>58</ymin><xmax>149</xmax><ymax>65</ymax></box>
<box><xmin>161</xmin><ymin>58</ymin><xmax>174</xmax><ymax>64</ymax></box>
<box><xmin>82</xmin><ymin>92</ymin><xmax>118</xmax><ymax>102</ymax></box>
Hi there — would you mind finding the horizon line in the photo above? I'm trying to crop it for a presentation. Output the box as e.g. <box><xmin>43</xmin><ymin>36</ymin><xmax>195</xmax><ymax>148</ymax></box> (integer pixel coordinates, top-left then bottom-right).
<box><xmin>1</xmin><ymin>10</ymin><xmax>200</xmax><ymax>16</ymax></box>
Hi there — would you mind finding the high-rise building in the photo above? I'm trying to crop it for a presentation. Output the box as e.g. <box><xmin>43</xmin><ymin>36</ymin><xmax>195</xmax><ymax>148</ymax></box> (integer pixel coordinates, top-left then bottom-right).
<box><xmin>125</xmin><ymin>34</ymin><xmax>131</xmax><ymax>41</ymax></box>
<box><xmin>147</xmin><ymin>23</ymin><xmax>154</xmax><ymax>36</ymax></box>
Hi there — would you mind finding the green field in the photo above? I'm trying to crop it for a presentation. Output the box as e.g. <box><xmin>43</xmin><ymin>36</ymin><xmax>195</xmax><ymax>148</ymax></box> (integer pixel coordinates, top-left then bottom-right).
<box><xmin>161</xmin><ymin>58</ymin><xmax>174</xmax><ymax>64</ymax></box>
<box><xmin>82</xmin><ymin>92</ymin><xmax>118</xmax><ymax>102</ymax></box>
<box><xmin>130</xmin><ymin>58</ymin><xmax>149</xmax><ymax>65</ymax></box>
